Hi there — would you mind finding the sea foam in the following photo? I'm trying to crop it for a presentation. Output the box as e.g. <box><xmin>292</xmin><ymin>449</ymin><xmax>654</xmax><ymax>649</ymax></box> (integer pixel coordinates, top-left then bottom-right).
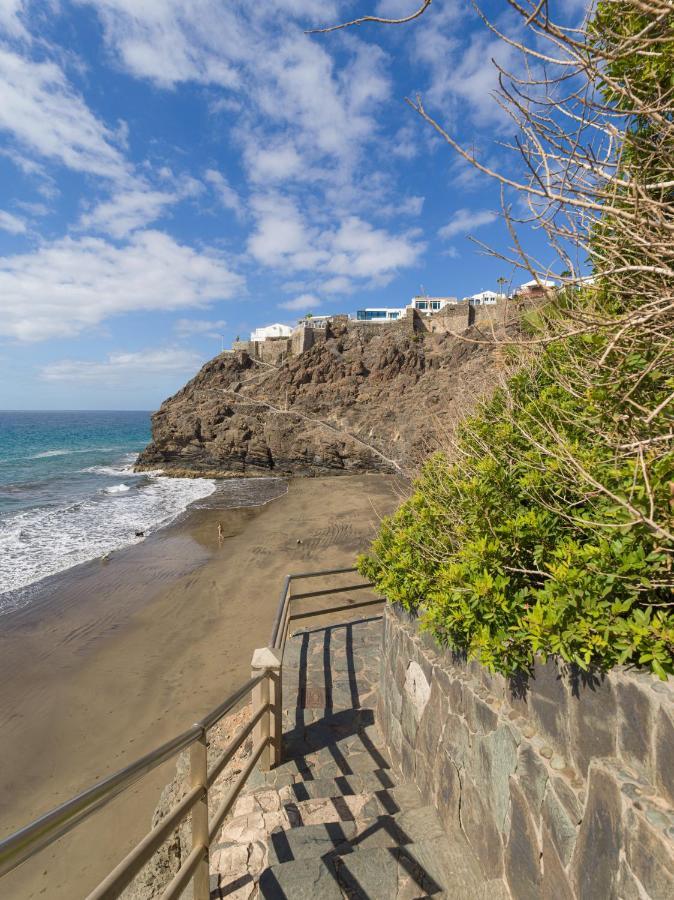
<box><xmin>0</xmin><ymin>472</ymin><xmax>216</xmax><ymax>607</ymax></box>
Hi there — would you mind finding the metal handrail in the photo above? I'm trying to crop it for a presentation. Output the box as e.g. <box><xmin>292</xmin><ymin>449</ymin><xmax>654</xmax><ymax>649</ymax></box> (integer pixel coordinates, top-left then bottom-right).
<box><xmin>0</xmin><ymin>671</ymin><xmax>267</xmax><ymax>880</ymax></box>
<box><xmin>269</xmin><ymin>566</ymin><xmax>359</xmax><ymax>647</ymax></box>
<box><xmin>0</xmin><ymin>565</ymin><xmax>383</xmax><ymax>900</ymax></box>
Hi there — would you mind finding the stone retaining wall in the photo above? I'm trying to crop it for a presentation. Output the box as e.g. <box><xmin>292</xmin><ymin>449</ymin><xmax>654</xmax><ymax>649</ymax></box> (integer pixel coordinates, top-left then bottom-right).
<box><xmin>377</xmin><ymin>603</ymin><xmax>674</xmax><ymax>899</ymax></box>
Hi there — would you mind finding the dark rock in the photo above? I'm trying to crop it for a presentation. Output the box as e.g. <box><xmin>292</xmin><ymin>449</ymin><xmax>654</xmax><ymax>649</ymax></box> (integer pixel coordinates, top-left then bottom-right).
<box><xmin>541</xmin><ymin>826</ymin><xmax>574</xmax><ymax>900</ymax></box>
<box><xmin>461</xmin><ymin>777</ymin><xmax>505</xmax><ymax>879</ymax></box>
<box><xmin>530</xmin><ymin>658</ymin><xmax>570</xmax><ymax>752</ymax></box>
<box><xmin>570</xmin><ymin>674</ymin><xmax>617</xmax><ymax>776</ymax></box>
<box><xmin>517</xmin><ymin>743</ymin><xmax>550</xmax><ymax>817</ymax></box>
<box><xmin>542</xmin><ymin>783</ymin><xmax>577</xmax><ymax>865</ymax></box>
<box><xmin>571</xmin><ymin>765</ymin><xmax>622</xmax><ymax>899</ymax></box>
<box><xmin>504</xmin><ymin>778</ymin><xmax>542</xmax><ymax>899</ymax></box>
<box><xmin>617</xmin><ymin>679</ymin><xmax>653</xmax><ymax>773</ymax></box>
<box><xmin>625</xmin><ymin>808</ymin><xmax>674</xmax><ymax>899</ymax></box>
<box><xmin>655</xmin><ymin>707</ymin><xmax>674</xmax><ymax>806</ymax></box>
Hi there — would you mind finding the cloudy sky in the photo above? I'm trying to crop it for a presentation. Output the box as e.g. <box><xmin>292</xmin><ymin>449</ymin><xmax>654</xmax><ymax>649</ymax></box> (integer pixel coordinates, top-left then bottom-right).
<box><xmin>0</xmin><ymin>0</ymin><xmax>579</xmax><ymax>409</ymax></box>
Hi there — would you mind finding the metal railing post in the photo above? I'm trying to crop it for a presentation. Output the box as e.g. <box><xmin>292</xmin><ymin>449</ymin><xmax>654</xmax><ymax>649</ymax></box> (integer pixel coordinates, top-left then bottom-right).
<box><xmin>190</xmin><ymin>730</ymin><xmax>209</xmax><ymax>900</ymax></box>
<box><xmin>251</xmin><ymin>648</ymin><xmax>282</xmax><ymax>770</ymax></box>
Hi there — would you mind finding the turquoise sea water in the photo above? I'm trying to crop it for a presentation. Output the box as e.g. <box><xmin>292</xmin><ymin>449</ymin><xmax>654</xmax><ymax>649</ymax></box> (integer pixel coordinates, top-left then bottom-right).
<box><xmin>0</xmin><ymin>411</ymin><xmax>217</xmax><ymax>607</ymax></box>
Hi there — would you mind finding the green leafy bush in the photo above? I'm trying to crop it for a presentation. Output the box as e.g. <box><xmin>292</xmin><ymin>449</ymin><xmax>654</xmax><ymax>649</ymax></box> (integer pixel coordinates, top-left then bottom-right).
<box><xmin>360</xmin><ymin>326</ymin><xmax>673</xmax><ymax>678</ymax></box>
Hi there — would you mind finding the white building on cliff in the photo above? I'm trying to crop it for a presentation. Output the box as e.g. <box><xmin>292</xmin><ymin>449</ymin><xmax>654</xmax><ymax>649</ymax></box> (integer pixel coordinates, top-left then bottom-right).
<box><xmin>250</xmin><ymin>323</ymin><xmax>293</xmax><ymax>342</ymax></box>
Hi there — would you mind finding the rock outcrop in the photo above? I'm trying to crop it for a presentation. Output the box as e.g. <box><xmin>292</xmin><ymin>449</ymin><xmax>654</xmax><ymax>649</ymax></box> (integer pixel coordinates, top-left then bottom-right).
<box><xmin>136</xmin><ymin>319</ymin><xmax>503</xmax><ymax>478</ymax></box>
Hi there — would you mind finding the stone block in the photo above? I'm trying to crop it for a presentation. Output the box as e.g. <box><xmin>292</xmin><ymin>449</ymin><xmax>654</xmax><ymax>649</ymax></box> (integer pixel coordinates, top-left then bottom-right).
<box><xmin>571</xmin><ymin>764</ymin><xmax>622</xmax><ymax>899</ymax></box>
<box><xmin>474</xmin><ymin>727</ymin><xmax>519</xmax><ymax>832</ymax></box>
<box><xmin>617</xmin><ymin>678</ymin><xmax>654</xmax><ymax>774</ymax></box>
<box><xmin>461</xmin><ymin>776</ymin><xmax>505</xmax><ymax>880</ymax></box>
<box><xmin>541</xmin><ymin>825</ymin><xmax>574</xmax><ymax>900</ymax></box>
<box><xmin>448</xmin><ymin>677</ymin><xmax>465</xmax><ymax>716</ymax></box>
<box><xmin>530</xmin><ymin>658</ymin><xmax>570</xmax><ymax>752</ymax></box>
<box><xmin>570</xmin><ymin>674</ymin><xmax>617</xmax><ymax>776</ymax></box>
<box><xmin>471</xmin><ymin>695</ymin><xmax>499</xmax><ymax>735</ymax></box>
<box><xmin>551</xmin><ymin>776</ymin><xmax>583</xmax><ymax>825</ymax></box>
<box><xmin>542</xmin><ymin>782</ymin><xmax>577</xmax><ymax>866</ymax></box>
<box><xmin>517</xmin><ymin>742</ymin><xmax>550</xmax><ymax>818</ymax></box>
<box><xmin>431</xmin><ymin>749</ymin><xmax>461</xmax><ymax>832</ymax></box>
<box><xmin>624</xmin><ymin>807</ymin><xmax>674</xmax><ymax>900</ymax></box>
<box><xmin>400</xmin><ymin>694</ymin><xmax>419</xmax><ymax>747</ymax></box>
<box><xmin>504</xmin><ymin>778</ymin><xmax>542</xmax><ymax>900</ymax></box>
<box><xmin>654</xmin><ymin>706</ymin><xmax>674</xmax><ymax>807</ymax></box>
<box><xmin>416</xmin><ymin>684</ymin><xmax>445</xmax><ymax>761</ymax></box>
<box><xmin>404</xmin><ymin>660</ymin><xmax>432</xmax><ymax>722</ymax></box>
<box><xmin>439</xmin><ymin>713</ymin><xmax>471</xmax><ymax>770</ymax></box>
<box><xmin>400</xmin><ymin>735</ymin><xmax>416</xmax><ymax>782</ymax></box>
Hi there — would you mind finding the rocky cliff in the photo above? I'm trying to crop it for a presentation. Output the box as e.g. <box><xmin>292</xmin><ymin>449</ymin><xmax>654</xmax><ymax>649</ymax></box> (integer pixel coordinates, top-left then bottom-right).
<box><xmin>136</xmin><ymin>319</ymin><xmax>504</xmax><ymax>478</ymax></box>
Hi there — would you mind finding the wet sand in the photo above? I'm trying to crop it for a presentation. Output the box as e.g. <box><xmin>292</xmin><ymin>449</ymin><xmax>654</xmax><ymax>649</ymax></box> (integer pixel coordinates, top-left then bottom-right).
<box><xmin>0</xmin><ymin>474</ymin><xmax>400</xmax><ymax>899</ymax></box>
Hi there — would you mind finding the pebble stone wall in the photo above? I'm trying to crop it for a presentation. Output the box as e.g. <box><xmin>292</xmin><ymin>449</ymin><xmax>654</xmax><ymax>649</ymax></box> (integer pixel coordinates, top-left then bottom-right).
<box><xmin>377</xmin><ymin>603</ymin><xmax>674</xmax><ymax>899</ymax></box>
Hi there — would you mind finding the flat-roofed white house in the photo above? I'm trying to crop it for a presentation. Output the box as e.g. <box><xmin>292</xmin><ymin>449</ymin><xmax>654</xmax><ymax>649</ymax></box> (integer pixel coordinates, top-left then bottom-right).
<box><xmin>470</xmin><ymin>290</ymin><xmax>500</xmax><ymax>305</ymax></box>
<box><xmin>356</xmin><ymin>296</ymin><xmax>460</xmax><ymax>322</ymax></box>
<box><xmin>355</xmin><ymin>307</ymin><xmax>406</xmax><ymax>322</ymax></box>
<box><xmin>409</xmin><ymin>296</ymin><xmax>459</xmax><ymax>313</ymax></box>
<box><xmin>516</xmin><ymin>279</ymin><xmax>557</xmax><ymax>296</ymax></box>
<box><xmin>250</xmin><ymin>323</ymin><xmax>293</xmax><ymax>342</ymax></box>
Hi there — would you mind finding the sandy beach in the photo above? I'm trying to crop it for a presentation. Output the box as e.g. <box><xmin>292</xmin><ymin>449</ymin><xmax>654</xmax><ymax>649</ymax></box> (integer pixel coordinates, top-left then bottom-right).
<box><xmin>0</xmin><ymin>474</ymin><xmax>400</xmax><ymax>899</ymax></box>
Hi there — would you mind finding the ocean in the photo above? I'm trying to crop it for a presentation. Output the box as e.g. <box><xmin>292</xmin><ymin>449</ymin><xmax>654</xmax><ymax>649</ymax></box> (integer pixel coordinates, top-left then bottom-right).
<box><xmin>0</xmin><ymin>410</ymin><xmax>217</xmax><ymax>611</ymax></box>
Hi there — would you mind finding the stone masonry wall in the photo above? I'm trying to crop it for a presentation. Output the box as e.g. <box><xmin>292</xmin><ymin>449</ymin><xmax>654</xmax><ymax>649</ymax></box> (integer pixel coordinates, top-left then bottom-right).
<box><xmin>377</xmin><ymin>603</ymin><xmax>674</xmax><ymax>899</ymax></box>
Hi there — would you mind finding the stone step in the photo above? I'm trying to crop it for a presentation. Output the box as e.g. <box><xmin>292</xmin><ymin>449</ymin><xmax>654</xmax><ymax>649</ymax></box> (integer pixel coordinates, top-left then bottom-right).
<box><xmin>275</xmin><ymin>769</ymin><xmax>397</xmax><ymax>801</ymax></box>
<box><xmin>263</xmin><ymin>804</ymin><xmax>447</xmax><ymax>867</ymax></box>
<box><xmin>278</xmin><ymin>783</ymin><xmax>429</xmax><ymax>826</ymax></box>
<box><xmin>257</xmin><ymin>835</ymin><xmax>490</xmax><ymax>900</ymax></box>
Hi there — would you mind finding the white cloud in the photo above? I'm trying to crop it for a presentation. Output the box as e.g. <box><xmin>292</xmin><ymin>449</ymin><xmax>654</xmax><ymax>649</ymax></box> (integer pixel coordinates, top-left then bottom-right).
<box><xmin>438</xmin><ymin>208</ymin><xmax>498</xmax><ymax>239</ymax></box>
<box><xmin>174</xmin><ymin>317</ymin><xmax>227</xmax><ymax>337</ymax></box>
<box><xmin>245</xmin><ymin>143</ymin><xmax>303</xmax><ymax>184</ymax></box>
<box><xmin>378</xmin><ymin>195</ymin><xmax>424</xmax><ymax>218</ymax></box>
<box><xmin>79</xmin><ymin>176</ymin><xmax>203</xmax><ymax>238</ymax></box>
<box><xmin>204</xmin><ymin>168</ymin><xmax>243</xmax><ymax>217</ymax></box>
<box><xmin>41</xmin><ymin>347</ymin><xmax>204</xmax><ymax>382</ymax></box>
<box><xmin>0</xmin><ymin>230</ymin><xmax>242</xmax><ymax>341</ymax></box>
<box><xmin>248</xmin><ymin>195</ymin><xmax>424</xmax><ymax>286</ymax></box>
<box><xmin>0</xmin><ymin>44</ymin><xmax>128</xmax><ymax>179</ymax></box>
<box><xmin>278</xmin><ymin>293</ymin><xmax>321</xmax><ymax>311</ymax></box>
<box><xmin>0</xmin><ymin>208</ymin><xmax>26</xmax><ymax>233</ymax></box>
<box><xmin>79</xmin><ymin>1</ymin><xmax>389</xmax><ymax>188</ymax></box>
<box><xmin>0</xmin><ymin>0</ymin><xmax>28</xmax><ymax>39</ymax></box>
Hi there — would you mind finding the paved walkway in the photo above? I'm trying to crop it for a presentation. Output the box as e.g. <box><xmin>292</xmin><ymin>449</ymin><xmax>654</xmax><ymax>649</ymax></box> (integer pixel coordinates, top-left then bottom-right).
<box><xmin>210</xmin><ymin>615</ymin><xmax>495</xmax><ymax>899</ymax></box>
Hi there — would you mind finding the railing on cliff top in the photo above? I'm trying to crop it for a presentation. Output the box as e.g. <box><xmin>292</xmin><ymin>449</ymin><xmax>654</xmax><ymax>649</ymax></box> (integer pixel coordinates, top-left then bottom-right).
<box><xmin>0</xmin><ymin>566</ymin><xmax>380</xmax><ymax>900</ymax></box>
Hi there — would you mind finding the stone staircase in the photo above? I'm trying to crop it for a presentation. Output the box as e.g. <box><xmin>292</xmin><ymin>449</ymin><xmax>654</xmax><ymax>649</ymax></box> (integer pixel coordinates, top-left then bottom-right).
<box><xmin>210</xmin><ymin>616</ymin><xmax>503</xmax><ymax>899</ymax></box>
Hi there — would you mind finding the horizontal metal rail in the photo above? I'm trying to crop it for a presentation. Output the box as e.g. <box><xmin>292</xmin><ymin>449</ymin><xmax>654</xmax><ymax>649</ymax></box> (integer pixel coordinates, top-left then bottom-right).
<box><xmin>269</xmin><ymin>567</ymin><xmax>358</xmax><ymax>646</ymax></box>
<box><xmin>290</xmin><ymin>582</ymin><xmax>374</xmax><ymax>601</ymax></box>
<box><xmin>87</xmin><ymin>783</ymin><xmax>204</xmax><ymax>900</ymax></box>
<box><xmin>160</xmin><ymin>842</ymin><xmax>207</xmax><ymax>900</ymax></box>
<box><xmin>1</xmin><ymin>565</ymin><xmax>383</xmax><ymax>900</ymax></box>
<box><xmin>288</xmin><ymin>596</ymin><xmax>383</xmax><ymax>623</ymax></box>
<box><xmin>0</xmin><ymin>671</ymin><xmax>266</xmax><ymax>880</ymax></box>
<box><xmin>209</xmin><ymin>737</ymin><xmax>269</xmax><ymax>841</ymax></box>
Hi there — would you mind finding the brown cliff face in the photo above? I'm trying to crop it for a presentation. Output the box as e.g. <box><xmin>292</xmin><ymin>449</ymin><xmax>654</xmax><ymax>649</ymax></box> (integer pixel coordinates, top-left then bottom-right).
<box><xmin>135</xmin><ymin>320</ymin><xmax>503</xmax><ymax>477</ymax></box>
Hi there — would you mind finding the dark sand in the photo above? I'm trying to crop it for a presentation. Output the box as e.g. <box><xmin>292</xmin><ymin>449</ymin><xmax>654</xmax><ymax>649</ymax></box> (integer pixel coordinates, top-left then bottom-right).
<box><xmin>0</xmin><ymin>474</ymin><xmax>399</xmax><ymax>899</ymax></box>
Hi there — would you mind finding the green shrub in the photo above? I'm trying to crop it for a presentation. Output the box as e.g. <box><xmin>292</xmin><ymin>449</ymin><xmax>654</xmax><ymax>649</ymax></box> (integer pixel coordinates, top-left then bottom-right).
<box><xmin>359</xmin><ymin>325</ymin><xmax>674</xmax><ymax>678</ymax></box>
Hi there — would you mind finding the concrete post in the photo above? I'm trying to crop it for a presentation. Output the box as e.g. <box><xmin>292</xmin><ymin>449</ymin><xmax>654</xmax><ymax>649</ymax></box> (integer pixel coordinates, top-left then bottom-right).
<box><xmin>251</xmin><ymin>647</ymin><xmax>283</xmax><ymax>770</ymax></box>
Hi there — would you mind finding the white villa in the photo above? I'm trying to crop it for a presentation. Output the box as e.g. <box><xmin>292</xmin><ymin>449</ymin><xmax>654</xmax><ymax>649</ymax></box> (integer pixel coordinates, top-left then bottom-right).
<box><xmin>250</xmin><ymin>323</ymin><xmax>293</xmax><ymax>342</ymax></box>
<box><xmin>470</xmin><ymin>290</ymin><xmax>501</xmax><ymax>305</ymax></box>
<box><xmin>356</xmin><ymin>296</ymin><xmax>460</xmax><ymax>322</ymax></box>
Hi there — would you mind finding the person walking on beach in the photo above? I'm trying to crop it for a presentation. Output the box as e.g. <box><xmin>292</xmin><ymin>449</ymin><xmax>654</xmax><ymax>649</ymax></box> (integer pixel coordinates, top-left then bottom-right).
<box><xmin>217</xmin><ymin>522</ymin><xmax>223</xmax><ymax>543</ymax></box>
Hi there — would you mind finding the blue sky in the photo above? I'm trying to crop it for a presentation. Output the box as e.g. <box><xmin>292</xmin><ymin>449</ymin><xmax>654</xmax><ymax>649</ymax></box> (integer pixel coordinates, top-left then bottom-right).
<box><xmin>0</xmin><ymin>0</ymin><xmax>584</xmax><ymax>410</ymax></box>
